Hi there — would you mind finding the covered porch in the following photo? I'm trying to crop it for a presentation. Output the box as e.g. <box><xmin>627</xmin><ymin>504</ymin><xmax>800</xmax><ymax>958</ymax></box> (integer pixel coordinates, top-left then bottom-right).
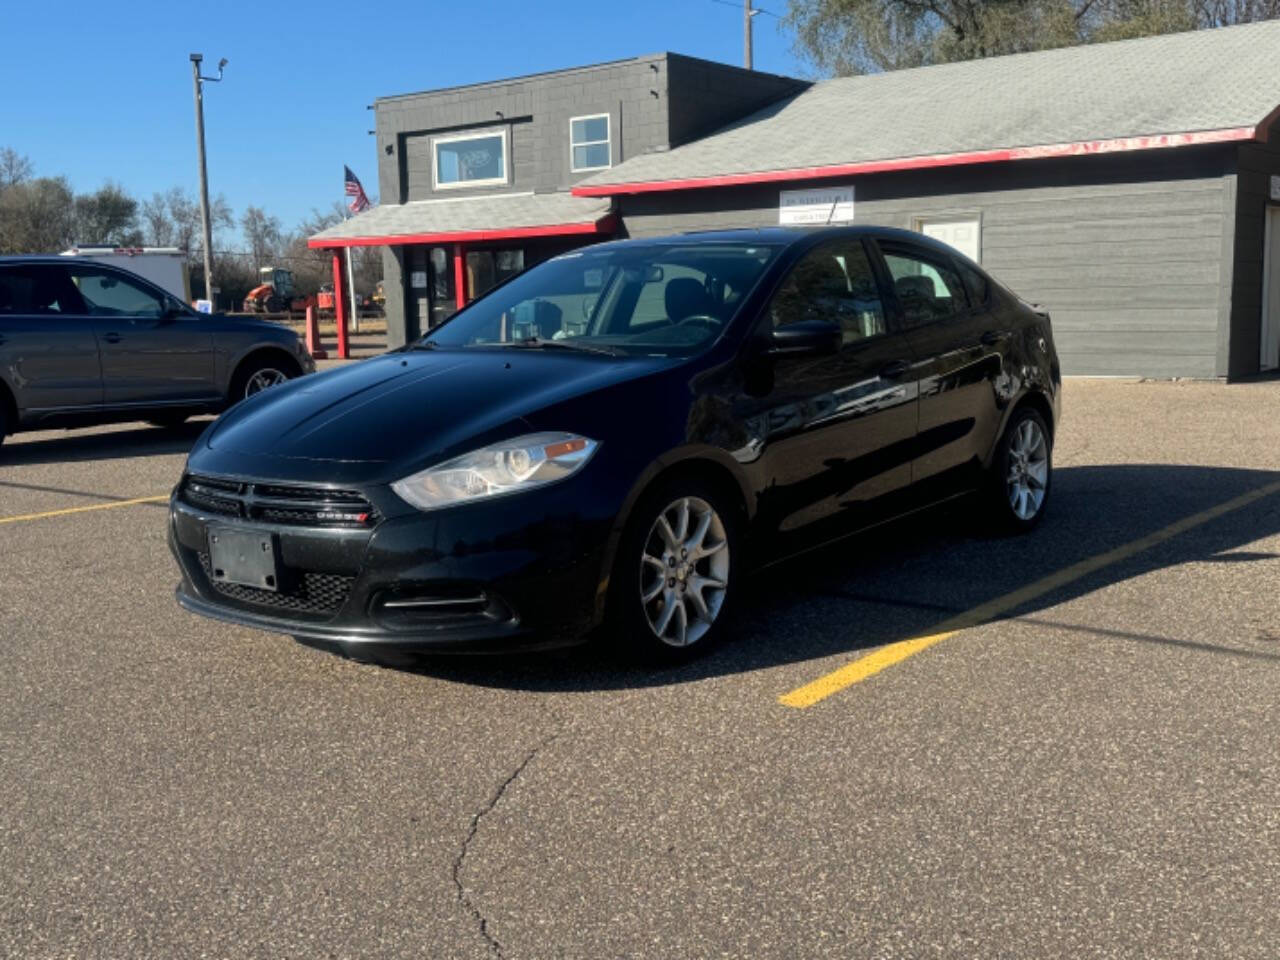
<box><xmin>307</xmin><ymin>192</ymin><xmax>616</xmax><ymax>352</ymax></box>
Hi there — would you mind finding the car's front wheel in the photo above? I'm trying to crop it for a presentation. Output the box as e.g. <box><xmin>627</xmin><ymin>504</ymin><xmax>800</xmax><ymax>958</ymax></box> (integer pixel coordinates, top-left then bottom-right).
<box><xmin>609</xmin><ymin>476</ymin><xmax>742</xmax><ymax>662</ymax></box>
<box><xmin>989</xmin><ymin>405</ymin><xmax>1052</xmax><ymax>531</ymax></box>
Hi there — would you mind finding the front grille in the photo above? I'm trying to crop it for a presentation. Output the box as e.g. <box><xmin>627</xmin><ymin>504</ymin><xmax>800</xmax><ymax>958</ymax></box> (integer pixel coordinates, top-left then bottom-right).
<box><xmin>198</xmin><ymin>551</ymin><xmax>354</xmax><ymax>618</ymax></box>
<box><xmin>180</xmin><ymin>475</ymin><xmax>378</xmax><ymax>528</ymax></box>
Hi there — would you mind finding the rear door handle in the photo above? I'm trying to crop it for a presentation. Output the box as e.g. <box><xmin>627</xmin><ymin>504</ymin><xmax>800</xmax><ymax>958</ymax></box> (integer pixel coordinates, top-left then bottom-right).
<box><xmin>103</xmin><ymin>332</ymin><xmax>122</xmax><ymax>344</ymax></box>
<box><xmin>879</xmin><ymin>359</ymin><xmax>912</xmax><ymax>379</ymax></box>
<box><xmin>980</xmin><ymin>330</ymin><xmax>1010</xmax><ymax>346</ymax></box>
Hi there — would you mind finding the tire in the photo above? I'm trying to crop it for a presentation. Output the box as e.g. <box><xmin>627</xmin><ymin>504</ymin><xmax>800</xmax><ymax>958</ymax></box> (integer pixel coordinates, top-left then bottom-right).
<box><xmin>229</xmin><ymin>358</ymin><xmax>296</xmax><ymax>402</ymax></box>
<box><xmin>148</xmin><ymin>413</ymin><xmax>189</xmax><ymax>430</ymax></box>
<box><xmin>0</xmin><ymin>398</ymin><xmax>9</xmax><ymax>450</ymax></box>
<box><xmin>988</xmin><ymin>405</ymin><xmax>1052</xmax><ymax>532</ymax></box>
<box><xmin>607</xmin><ymin>475</ymin><xmax>743</xmax><ymax>663</ymax></box>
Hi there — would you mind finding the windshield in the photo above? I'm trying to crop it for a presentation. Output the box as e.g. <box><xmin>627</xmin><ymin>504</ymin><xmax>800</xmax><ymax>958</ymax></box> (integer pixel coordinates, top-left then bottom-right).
<box><xmin>422</xmin><ymin>243</ymin><xmax>780</xmax><ymax>356</ymax></box>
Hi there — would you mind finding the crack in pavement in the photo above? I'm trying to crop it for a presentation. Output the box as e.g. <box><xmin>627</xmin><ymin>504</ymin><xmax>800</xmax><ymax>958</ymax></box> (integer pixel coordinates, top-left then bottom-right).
<box><xmin>452</xmin><ymin>730</ymin><xmax>561</xmax><ymax>958</ymax></box>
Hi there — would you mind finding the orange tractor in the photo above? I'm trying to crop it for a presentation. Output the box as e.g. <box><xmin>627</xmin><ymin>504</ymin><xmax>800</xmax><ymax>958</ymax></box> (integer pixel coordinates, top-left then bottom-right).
<box><xmin>242</xmin><ymin>267</ymin><xmax>319</xmax><ymax>314</ymax></box>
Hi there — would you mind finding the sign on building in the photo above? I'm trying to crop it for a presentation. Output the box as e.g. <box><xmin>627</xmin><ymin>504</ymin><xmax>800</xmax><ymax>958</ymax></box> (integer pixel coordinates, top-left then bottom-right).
<box><xmin>779</xmin><ymin>186</ymin><xmax>854</xmax><ymax>225</ymax></box>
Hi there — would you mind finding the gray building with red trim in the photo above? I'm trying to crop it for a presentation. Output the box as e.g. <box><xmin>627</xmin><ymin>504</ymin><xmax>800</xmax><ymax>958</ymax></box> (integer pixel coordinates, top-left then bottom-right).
<box><xmin>311</xmin><ymin>21</ymin><xmax>1280</xmax><ymax>379</ymax></box>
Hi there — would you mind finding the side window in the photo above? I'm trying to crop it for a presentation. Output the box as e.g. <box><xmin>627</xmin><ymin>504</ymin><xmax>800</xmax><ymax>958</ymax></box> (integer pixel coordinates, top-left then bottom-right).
<box><xmin>630</xmin><ymin>263</ymin><xmax>709</xmax><ymax>328</ymax></box>
<box><xmin>881</xmin><ymin>246</ymin><xmax>969</xmax><ymax>328</ymax></box>
<box><xmin>770</xmin><ymin>240</ymin><xmax>887</xmax><ymax>345</ymax></box>
<box><xmin>68</xmin><ymin>268</ymin><xmax>165</xmax><ymax>318</ymax></box>
<box><xmin>0</xmin><ymin>265</ymin><xmax>83</xmax><ymax>316</ymax></box>
<box><xmin>956</xmin><ymin>260</ymin><xmax>990</xmax><ymax>307</ymax></box>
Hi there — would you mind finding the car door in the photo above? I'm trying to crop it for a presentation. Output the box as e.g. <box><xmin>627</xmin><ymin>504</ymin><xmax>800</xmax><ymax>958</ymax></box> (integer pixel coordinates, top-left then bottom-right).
<box><xmin>873</xmin><ymin>239</ymin><xmax>1010</xmax><ymax>491</ymax></box>
<box><xmin>0</xmin><ymin>263</ymin><xmax>103</xmax><ymax>414</ymax></box>
<box><xmin>65</xmin><ymin>263</ymin><xmax>217</xmax><ymax>405</ymax></box>
<box><xmin>745</xmin><ymin>236</ymin><xmax>919</xmax><ymax>543</ymax></box>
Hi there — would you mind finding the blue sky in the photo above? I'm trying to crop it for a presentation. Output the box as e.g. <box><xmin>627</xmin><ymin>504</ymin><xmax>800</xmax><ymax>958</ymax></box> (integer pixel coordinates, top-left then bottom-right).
<box><xmin>0</xmin><ymin>0</ymin><xmax>806</xmax><ymax>236</ymax></box>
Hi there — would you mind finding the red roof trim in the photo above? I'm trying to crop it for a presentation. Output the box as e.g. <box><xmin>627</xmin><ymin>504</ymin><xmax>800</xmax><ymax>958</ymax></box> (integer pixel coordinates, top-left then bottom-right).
<box><xmin>308</xmin><ymin>213</ymin><xmax>616</xmax><ymax>249</ymax></box>
<box><xmin>570</xmin><ymin>127</ymin><xmax>1259</xmax><ymax>197</ymax></box>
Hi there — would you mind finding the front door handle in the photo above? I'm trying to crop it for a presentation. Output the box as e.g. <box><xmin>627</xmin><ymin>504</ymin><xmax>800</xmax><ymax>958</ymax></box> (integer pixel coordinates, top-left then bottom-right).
<box><xmin>879</xmin><ymin>359</ymin><xmax>911</xmax><ymax>379</ymax></box>
<box><xmin>980</xmin><ymin>330</ymin><xmax>1010</xmax><ymax>346</ymax></box>
<box><xmin>103</xmin><ymin>332</ymin><xmax>122</xmax><ymax>344</ymax></box>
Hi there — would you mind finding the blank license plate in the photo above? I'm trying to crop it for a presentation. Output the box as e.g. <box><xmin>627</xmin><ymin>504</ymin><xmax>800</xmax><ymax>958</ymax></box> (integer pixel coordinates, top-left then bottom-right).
<box><xmin>208</xmin><ymin>526</ymin><xmax>280</xmax><ymax>591</ymax></box>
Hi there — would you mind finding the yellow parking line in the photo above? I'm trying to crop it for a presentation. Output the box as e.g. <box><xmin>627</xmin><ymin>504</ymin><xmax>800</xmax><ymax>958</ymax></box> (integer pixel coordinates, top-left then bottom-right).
<box><xmin>779</xmin><ymin>477</ymin><xmax>1280</xmax><ymax>709</ymax></box>
<box><xmin>0</xmin><ymin>495</ymin><xmax>169</xmax><ymax>526</ymax></box>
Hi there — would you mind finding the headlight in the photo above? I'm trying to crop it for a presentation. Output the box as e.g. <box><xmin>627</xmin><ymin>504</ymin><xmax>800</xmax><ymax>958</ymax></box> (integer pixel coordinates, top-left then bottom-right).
<box><xmin>391</xmin><ymin>432</ymin><xmax>598</xmax><ymax>512</ymax></box>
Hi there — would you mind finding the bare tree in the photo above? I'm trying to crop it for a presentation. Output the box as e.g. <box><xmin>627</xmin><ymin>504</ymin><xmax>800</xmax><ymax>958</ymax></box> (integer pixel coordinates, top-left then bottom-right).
<box><xmin>784</xmin><ymin>0</ymin><xmax>1275</xmax><ymax>74</ymax></box>
<box><xmin>241</xmin><ymin>205</ymin><xmax>283</xmax><ymax>273</ymax></box>
<box><xmin>0</xmin><ymin>147</ymin><xmax>34</xmax><ymax>191</ymax></box>
<box><xmin>72</xmin><ymin>182</ymin><xmax>142</xmax><ymax>246</ymax></box>
<box><xmin>0</xmin><ymin>177</ymin><xmax>76</xmax><ymax>253</ymax></box>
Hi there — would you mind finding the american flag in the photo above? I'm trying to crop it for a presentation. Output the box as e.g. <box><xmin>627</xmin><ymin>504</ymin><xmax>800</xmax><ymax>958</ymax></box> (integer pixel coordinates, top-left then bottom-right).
<box><xmin>344</xmin><ymin>165</ymin><xmax>372</xmax><ymax>213</ymax></box>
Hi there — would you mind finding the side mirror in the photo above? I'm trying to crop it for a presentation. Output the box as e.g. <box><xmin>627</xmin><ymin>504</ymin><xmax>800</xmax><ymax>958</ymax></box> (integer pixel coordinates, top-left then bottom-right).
<box><xmin>764</xmin><ymin>320</ymin><xmax>841</xmax><ymax>357</ymax></box>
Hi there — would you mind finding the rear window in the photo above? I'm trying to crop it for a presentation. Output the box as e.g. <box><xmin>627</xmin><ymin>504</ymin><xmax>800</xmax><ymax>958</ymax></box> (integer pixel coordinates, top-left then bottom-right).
<box><xmin>0</xmin><ymin>265</ymin><xmax>83</xmax><ymax>315</ymax></box>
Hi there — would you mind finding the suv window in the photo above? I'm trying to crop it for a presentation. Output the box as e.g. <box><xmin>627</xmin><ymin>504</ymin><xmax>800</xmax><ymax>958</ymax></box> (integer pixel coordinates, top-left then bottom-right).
<box><xmin>769</xmin><ymin>239</ymin><xmax>887</xmax><ymax>346</ymax></box>
<box><xmin>0</xmin><ymin>265</ymin><xmax>86</xmax><ymax>316</ymax></box>
<box><xmin>68</xmin><ymin>267</ymin><xmax>166</xmax><ymax>318</ymax></box>
<box><xmin>881</xmin><ymin>245</ymin><xmax>968</xmax><ymax>328</ymax></box>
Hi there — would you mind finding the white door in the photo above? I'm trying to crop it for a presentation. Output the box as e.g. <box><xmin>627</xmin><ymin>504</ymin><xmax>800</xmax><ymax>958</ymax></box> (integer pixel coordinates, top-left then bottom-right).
<box><xmin>1262</xmin><ymin>206</ymin><xmax>1280</xmax><ymax>371</ymax></box>
<box><xmin>918</xmin><ymin>218</ymin><xmax>981</xmax><ymax>264</ymax></box>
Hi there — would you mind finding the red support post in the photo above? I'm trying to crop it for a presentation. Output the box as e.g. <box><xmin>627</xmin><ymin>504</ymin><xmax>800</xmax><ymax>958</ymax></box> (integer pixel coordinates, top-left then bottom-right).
<box><xmin>331</xmin><ymin>249</ymin><xmax>350</xmax><ymax>360</ymax></box>
<box><xmin>304</xmin><ymin>305</ymin><xmax>327</xmax><ymax>359</ymax></box>
<box><xmin>453</xmin><ymin>243</ymin><xmax>466</xmax><ymax>311</ymax></box>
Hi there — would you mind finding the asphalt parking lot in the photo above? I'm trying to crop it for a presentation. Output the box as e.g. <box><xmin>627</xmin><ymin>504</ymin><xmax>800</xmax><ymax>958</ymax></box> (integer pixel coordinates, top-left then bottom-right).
<box><xmin>3</xmin><ymin>378</ymin><xmax>1279</xmax><ymax>959</ymax></box>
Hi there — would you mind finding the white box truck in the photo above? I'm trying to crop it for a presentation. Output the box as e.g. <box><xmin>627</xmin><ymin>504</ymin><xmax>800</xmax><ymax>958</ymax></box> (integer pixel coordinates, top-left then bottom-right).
<box><xmin>59</xmin><ymin>246</ymin><xmax>192</xmax><ymax>303</ymax></box>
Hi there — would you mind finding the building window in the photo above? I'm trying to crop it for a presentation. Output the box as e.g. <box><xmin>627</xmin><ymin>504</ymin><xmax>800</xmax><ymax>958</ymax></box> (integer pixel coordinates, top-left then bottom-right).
<box><xmin>433</xmin><ymin>128</ymin><xmax>508</xmax><ymax>190</ymax></box>
<box><xmin>914</xmin><ymin>216</ymin><xmax>981</xmax><ymax>263</ymax></box>
<box><xmin>570</xmin><ymin>114</ymin><xmax>611</xmax><ymax>172</ymax></box>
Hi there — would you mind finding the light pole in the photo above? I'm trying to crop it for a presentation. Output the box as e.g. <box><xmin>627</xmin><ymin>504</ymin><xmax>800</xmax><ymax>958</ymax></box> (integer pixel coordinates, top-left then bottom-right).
<box><xmin>190</xmin><ymin>53</ymin><xmax>226</xmax><ymax>305</ymax></box>
<box><xmin>744</xmin><ymin>0</ymin><xmax>760</xmax><ymax>70</ymax></box>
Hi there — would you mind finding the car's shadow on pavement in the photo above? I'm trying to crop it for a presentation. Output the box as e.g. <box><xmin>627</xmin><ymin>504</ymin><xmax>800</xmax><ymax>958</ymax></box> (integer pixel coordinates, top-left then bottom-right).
<box><xmin>0</xmin><ymin>420</ymin><xmax>210</xmax><ymax>466</ymax></box>
<box><xmin>371</xmin><ymin>462</ymin><xmax>1280</xmax><ymax>692</ymax></box>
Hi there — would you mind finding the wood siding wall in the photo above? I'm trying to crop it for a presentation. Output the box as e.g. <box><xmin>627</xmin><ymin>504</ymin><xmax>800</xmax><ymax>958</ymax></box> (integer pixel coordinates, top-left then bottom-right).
<box><xmin>619</xmin><ymin>147</ymin><xmax>1238</xmax><ymax>378</ymax></box>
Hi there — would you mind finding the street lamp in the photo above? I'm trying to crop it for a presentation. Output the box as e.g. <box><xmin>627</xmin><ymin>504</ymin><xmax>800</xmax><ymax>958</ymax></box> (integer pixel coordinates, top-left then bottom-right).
<box><xmin>190</xmin><ymin>53</ymin><xmax>227</xmax><ymax>305</ymax></box>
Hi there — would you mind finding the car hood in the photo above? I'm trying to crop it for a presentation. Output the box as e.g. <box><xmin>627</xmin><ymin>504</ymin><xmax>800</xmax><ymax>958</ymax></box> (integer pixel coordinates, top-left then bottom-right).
<box><xmin>199</xmin><ymin>347</ymin><xmax>677</xmax><ymax>476</ymax></box>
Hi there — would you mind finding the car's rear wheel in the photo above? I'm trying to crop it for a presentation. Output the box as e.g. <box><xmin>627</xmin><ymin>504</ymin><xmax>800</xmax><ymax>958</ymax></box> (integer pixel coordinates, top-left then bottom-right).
<box><xmin>609</xmin><ymin>476</ymin><xmax>741</xmax><ymax>662</ymax></box>
<box><xmin>989</xmin><ymin>405</ymin><xmax>1052</xmax><ymax>532</ymax></box>
<box><xmin>0</xmin><ymin>398</ymin><xmax>9</xmax><ymax>450</ymax></box>
<box><xmin>230</xmin><ymin>357</ymin><xmax>296</xmax><ymax>402</ymax></box>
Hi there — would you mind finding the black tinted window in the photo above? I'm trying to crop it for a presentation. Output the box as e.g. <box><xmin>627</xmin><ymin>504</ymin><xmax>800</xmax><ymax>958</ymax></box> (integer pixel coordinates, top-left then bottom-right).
<box><xmin>957</xmin><ymin>260</ymin><xmax>990</xmax><ymax>306</ymax></box>
<box><xmin>68</xmin><ymin>267</ymin><xmax>165</xmax><ymax>318</ymax></box>
<box><xmin>0</xmin><ymin>265</ymin><xmax>84</xmax><ymax>316</ymax></box>
<box><xmin>770</xmin><ymin>240</ymin><xmax>887</xmax><ymax>345</ymax></box>
<box><xmin>882</xmin><ymin>246</ymin><xmax>968</xmax><ymax>328</ymax></box>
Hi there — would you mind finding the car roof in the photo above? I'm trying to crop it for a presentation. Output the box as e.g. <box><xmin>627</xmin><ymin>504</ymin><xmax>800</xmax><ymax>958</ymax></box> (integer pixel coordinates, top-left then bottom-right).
<box><xmin>583</xmin><ymin>224</ymin><xmax>966</xmax><ymax>257</ymax></box>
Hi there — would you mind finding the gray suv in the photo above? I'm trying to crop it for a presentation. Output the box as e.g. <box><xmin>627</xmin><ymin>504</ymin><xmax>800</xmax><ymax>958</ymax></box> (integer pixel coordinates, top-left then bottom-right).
<box><xmin>0</xmin><ymin>257</ymin><xmax>316</xmax><ymax>448</ymax></box>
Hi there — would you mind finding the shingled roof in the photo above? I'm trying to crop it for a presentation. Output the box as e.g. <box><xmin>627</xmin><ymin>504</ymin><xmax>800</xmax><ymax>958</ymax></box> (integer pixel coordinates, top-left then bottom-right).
<box><xmin>574</xmin><ymin>20</ymin><xmax>1280</xmax><ymax>196</ymax></box>
<box><xmin>308</xmin><ymin>192</ymin><xmax>614</xmax><ymax>248</ymax></box>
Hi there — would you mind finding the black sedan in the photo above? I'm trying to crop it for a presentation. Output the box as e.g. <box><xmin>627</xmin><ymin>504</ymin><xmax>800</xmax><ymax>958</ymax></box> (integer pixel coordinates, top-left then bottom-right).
<box><xmin>169</xmin><ymin>227</ymin><xmax>1060</xmax><ymax>662</ymax></box>
<box><xmin>0</xmin><ymin>256</ymin><xmax>313</xmax><ymax>447</ymax></box>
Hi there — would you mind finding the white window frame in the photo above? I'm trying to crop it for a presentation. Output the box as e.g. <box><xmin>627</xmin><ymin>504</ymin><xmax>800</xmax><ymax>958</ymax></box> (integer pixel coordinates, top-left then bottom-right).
<box><xmin>432</xmin><ymin>127</ymin><xmax>509</xmax><ymax>191</ymax></box>
<box><xmin>911</xmin><ymin>213</ymin><xmax>983</xmax><ymax>264</ymax></box>
<box><xmin>569</xmin><ymin>113</ymin><xmax>612</xmax><ymax>173</ymax></box>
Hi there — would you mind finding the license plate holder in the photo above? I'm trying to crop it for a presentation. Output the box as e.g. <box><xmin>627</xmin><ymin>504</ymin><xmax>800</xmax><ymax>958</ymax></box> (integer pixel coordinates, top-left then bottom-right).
<box><xmin>207</xmin><ymin>526</ymin><xmax>280</xmax><ymax>591</ymax></box>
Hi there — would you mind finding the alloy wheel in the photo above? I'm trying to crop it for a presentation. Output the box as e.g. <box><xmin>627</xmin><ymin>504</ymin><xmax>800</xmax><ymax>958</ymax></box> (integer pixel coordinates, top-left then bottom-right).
<box><xmin>639</xmin><ymin>496</ymin><xmax>730</xmax><ymax>648</ymax></box>
<box><xmin>1006</xmin><ymin>418</ymin><xmax>1049</xmax><ymax>521</ymax></box>
<box><xmin>244</xmin><ymin>368</ymin><xmax>288</xmax><ymax>398</ymax></box>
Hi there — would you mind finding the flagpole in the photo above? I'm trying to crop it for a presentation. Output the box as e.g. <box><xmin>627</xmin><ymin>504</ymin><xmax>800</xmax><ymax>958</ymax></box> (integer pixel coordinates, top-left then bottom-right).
<box><xmin>347</xmin><ymin>247</ymin><xmax>359</xmax><ymax>334</ymax></box>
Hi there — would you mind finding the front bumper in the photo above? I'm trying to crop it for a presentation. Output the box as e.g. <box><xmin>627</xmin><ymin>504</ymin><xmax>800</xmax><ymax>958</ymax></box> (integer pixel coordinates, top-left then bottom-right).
<box><xmin>168</xmin><ymin>472</ymin><xmax>619</xmax><ymax>653</ymax></box>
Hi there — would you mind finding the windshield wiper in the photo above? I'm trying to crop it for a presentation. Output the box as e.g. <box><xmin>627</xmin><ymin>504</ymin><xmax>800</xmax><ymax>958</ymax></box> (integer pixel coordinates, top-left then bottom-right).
<box><xmin>504</xmin><ymin>336</ymin><xmax>624</xmax><ymax>357</ymax></box>
<box><xmin>407</xmin><ymin>339</ymin><xmax>439</xmax><ymax>351</ymax></box>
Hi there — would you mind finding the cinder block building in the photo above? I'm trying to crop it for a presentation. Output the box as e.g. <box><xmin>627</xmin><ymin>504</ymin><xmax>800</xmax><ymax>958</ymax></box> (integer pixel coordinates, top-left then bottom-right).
<box><xmin>312</xmin><ymin>21</ymin><xmax>1280</xmax><ymax>379</ymax></box>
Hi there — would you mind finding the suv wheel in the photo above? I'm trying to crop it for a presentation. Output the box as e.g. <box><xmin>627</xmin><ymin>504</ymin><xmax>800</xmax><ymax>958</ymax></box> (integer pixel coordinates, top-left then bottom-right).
<box><xmin>989</xmin><ymin>406</ymin><xmax>1052</xmax><ymax>532</ymax></box>
<box><xmin>609</xmin><ymin>477</ymin><xmax>741</xmax><ymax>662</ymax></box>
<box><xmin>231</xmin><ymin>360</ymin><xmax>294</xmax><ymax>401</ymax></box>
